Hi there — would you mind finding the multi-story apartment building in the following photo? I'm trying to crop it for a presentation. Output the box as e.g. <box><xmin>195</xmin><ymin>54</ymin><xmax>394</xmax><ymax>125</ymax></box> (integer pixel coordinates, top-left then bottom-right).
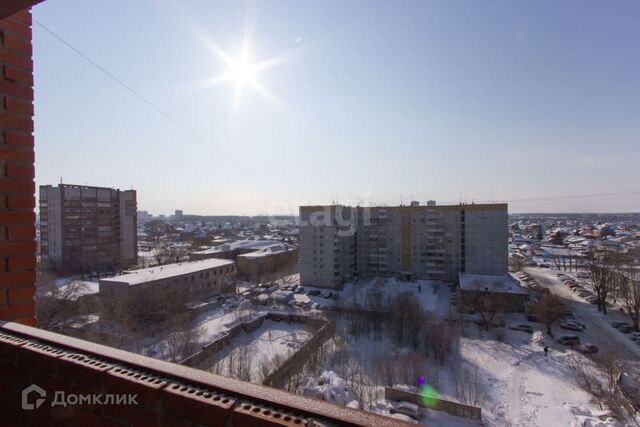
<box><xmin>299</xmin><ymin>202</ymin><xmax>507</xmax><ymax>288</ymax></box>
<box><xmin>39</xmin><ymin>184</ymin><xmax>137</xmax><ymax>273</ymax></box>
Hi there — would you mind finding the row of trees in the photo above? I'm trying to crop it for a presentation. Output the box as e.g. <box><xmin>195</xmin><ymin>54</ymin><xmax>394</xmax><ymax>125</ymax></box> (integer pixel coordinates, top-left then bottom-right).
<box><xmin>586</xmin><ymin>251</ymin><xmax>639</xmax><ymax>329</ymax></box>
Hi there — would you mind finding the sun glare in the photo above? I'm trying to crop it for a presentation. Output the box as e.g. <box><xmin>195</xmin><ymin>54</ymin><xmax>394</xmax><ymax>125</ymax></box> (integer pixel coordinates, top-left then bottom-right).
<box><xmin>226</xmin><ymin>54</ymin><xmax>258</xmax><ymax>90</ymax></box>
<box><xmin>196</xmin><ymin>33</ymin><xmax>289</xmax><ymax>110</ymax></box>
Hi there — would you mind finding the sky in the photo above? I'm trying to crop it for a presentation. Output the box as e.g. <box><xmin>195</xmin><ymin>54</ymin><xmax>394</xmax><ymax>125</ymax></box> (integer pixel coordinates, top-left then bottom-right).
<box><xmin>32</xmin><ymin>0</ymin><xmax>640</xmax><ymax>215</ymax></box>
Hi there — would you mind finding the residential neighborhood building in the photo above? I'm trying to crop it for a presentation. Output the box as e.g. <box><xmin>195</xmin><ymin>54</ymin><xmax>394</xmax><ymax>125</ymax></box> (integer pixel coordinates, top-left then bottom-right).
<box><xmin>39</xmin><ymin>184</ymin><xmax>137</xmax><ymax>273</ymax></box>
<box><xmin>299</xmin><ymin>202</ymin><xmax>508</xmax><ymax>288</ymax></box>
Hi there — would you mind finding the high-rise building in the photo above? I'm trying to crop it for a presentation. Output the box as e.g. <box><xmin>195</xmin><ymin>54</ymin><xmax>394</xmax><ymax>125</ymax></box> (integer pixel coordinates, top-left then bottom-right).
<box><xmin>299</xmin><ymin>202</ymin><xmax>507</xmax><ymax>288</ymax></box>
<box><xmin>39</xmin><ymin>184</ymin><xmax>137</xmax><ymax>273</ymax></box>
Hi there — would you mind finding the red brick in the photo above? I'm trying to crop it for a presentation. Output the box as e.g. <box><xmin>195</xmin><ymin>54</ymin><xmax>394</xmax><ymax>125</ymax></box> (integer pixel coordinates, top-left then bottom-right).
<box><xmin>14</xmin><ymin>316</ymin><xmax>36</xmax><ymax>326</ymax></box>
<box><xmin>0</xmin><ymin>271</ymin><xmax>36</xmax><ymax>288</ymax></box>
<box><xmin>0</xmin><ymin>211</ymin><xmax>35</xmax><ymax>225</ymax></box>
<box><xmin>4</xmin><ymin>130</ymin><xmax>32</xmax><ymax>145</ymax></box>
<box><xmin>0</xmin><ymin>242</ymin><xmax>35</xmax><ymax>257</ymax></box>
<box><xmin>4</xmin><ymin>65</ymin><xmax>32</xmax><ymax>85</ymax></box>
<box><xmin>7</xmin><ymin>256</ymin><xmax>35</xmax><ymax>272</ymax></box>
<box><xmin>0</xmin><ymin>178</ymin><xmax>35</xmax><ymax>193</ymax></box>
<box><xmin>0</xmin><ymin>18</ymin><xmax>32</xmax><ymax>40</ymax></box>
<box><xmin>6</xmin><ymin>163</ymin><xmax>33</xmax><ymax>178</ymax></box>
<box><xmin>8</xmin><ymin>286</ymin><xmax>34</xmax><ymax>303</ymax></box>
<box><xmin>7</xmin><ymin>194</ymin><xmax>34</xmax><ymax>209</ymax></box>
<box><xmin>7</xmin><ymin>225</ymin><xmax>35</xmax><ymax>240</ymax></box>
<box><xmin>9</xmin><ymin>11</ymin><xmax>32</xmax><ymax>26</ymax></box>
<box><xmin>0</xmin><ymin>146</ymin><xmax>34</xmax><ymax>162</ymax></box>
<box><xmin>0</xmin><ymin>79</ymin><xmax>33</xmax><ymax>99</ymax></box>
<box><xmin>0</xmin><ymin>301</ymin><xmax>34</xmax><ymax>320</ymax></box>
<box><xmin>0</xmin><ymin>113</ymin><xmax>33</xmax><ymax>132</ymax></box>
<box><xmin>4</xmin><ymin>95</ymin><xmax>33</xmax><ymax>115</ymax></box>
<box><xmin>2</xmin><ymin>32</ymin><xmax>31</xmax><ymax>53</ymax></box>
<box><xmin>0</xmin><ymin>50</ymin><xmax>32</xmax><ymax>69</ymax></box>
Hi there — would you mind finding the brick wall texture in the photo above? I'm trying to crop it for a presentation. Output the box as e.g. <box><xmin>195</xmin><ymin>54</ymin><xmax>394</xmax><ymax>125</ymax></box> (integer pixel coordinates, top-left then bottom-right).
<box><xmin>0</xmin><ymin>9</ymin><xmax>36</xmax><ymax>325</ymax></box>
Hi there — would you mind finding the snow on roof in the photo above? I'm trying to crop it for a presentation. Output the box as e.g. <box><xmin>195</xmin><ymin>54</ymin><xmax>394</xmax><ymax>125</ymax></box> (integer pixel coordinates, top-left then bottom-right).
<box><xmin>100</xmin><ymin>258</ymin><xmax>234</xmax><ymax>286</ymax></box>
<box><xmin>237</xmin><ymin>243</ymin><xmax>295</xmax><ymax>259</ymax></box>
<box><xmin>459</xmin><ymin>273</ymin><xmax>528</xmax><ymax>295</ymax></box>
<box><xmin>191</xmin><ymin>239</ymin><xmax>292</xmax><ymax>255</ymax></box>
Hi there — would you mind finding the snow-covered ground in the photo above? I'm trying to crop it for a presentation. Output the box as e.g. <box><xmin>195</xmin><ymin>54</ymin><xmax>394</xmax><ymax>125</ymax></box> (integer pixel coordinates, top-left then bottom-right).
<box><xmin>459</xmin><ymin>325</ymin><xmax>618</xmax><ymax>426</ymax></box>
<box><xmin>340</xmin><ymin>277</ymin><xmax>452</xmax><ymax>318</ymax></box>
<box><xmin>201</xmin><ymin>319</ymin><xmax>312</xmax><ymax>381</ymax></box>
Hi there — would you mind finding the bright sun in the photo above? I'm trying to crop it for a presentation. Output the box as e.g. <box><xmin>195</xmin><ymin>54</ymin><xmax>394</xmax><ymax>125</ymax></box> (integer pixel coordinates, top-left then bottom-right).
<box><xmin>198</xmin><ymin>37</ymin><xmax>286</xmax><ymax>108</ymax></box>
<box><xmin>226</xmin><ymin>55</ymin><xmax>258</xmax><ymax>90</ymax></box>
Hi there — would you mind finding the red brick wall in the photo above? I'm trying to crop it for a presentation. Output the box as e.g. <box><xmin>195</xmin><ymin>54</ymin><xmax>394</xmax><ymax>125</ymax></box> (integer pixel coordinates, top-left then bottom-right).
<box><xmin>0</xmin><ymin>9</ymin><xmax>36</xmax><ymax>326</ymax></box>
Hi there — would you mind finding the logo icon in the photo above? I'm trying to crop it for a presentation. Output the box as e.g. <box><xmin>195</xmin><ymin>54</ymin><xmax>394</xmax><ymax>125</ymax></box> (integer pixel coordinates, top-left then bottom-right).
<box><xmin>22</xmin><ymin>384</ymin><xmax>46</xmax><ymax>410</ymax></box>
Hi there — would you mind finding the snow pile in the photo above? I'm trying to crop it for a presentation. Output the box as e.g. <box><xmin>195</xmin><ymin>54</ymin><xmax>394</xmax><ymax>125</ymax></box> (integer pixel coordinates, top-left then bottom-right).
<box><xmin>565</xmin><ymin>404</ymin><xmax>620</xmax><ymax>427</ymax></box>
<box><xmin>303</xmin><ymin>371</ymin><xmax>360</xmax><ymax>409</ymax></box>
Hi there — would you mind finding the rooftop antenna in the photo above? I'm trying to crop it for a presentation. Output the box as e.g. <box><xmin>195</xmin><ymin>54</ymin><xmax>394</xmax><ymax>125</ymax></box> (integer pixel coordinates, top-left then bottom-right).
<box><xmin>59</xmin><ymin>176</ymin><xmax>63</xmax><ymax>184</ymax></box>
<box><xmin>400</xmin><ymin>194</ymin><xmax>403</xmax><ymax>206</ymax></box>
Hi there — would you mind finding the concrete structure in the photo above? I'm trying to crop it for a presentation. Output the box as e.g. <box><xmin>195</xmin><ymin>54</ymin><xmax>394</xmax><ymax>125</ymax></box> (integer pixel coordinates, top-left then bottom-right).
<box><xmin>458</xmin><ymin>272</ymin><xmax>528</xmax><ymax>312</ymax></box>
<box><xmin>39</xmin><ymin>184</ymin><xmax>137</xmax><ymax>273</ymax></box>
<box><xmin>190</xmin><ymin>239</ymin><xmax>298</xmax><ymax>281</ymax></box>
<box><xmin>235</xmin><ymin>242</ymin><xmax>298</xmax><ymax>281</ymax></box>
<box><xmin>299</xmin><ymin>202</ymin><xmax>508</xmax><ymax>288</ymax></box>
<box><xmin>99</xmin><ymin>258</ymin><xmax>236</xmax><ymax>300</ymax></box>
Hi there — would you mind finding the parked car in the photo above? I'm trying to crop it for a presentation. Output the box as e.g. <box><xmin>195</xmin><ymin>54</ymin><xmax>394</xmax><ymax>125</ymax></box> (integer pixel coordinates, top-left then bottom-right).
<box><xmin>618</xmin><ymin>325</ymin><xmax>634</xmax><ymax>334</ymax></box>
<box><xmin>578</xmin><ymin>344</ymin><xmax>599</xmax><ymax>355</ymax></box>
<box><xmin>611</xmin><ymin>321</ymin><xmax>631</xmax><ymax>329</ymax></box>
<box><xmin>526</xmin><ymin>314</ymin><xmax>539</xmax><ymax>323</ymax></box>
<box><xmin>509</xmin><ymin>324</ymin><xmax>533</xmax><ymax>333</ymax></box>
<box><xmin>557</xmin><ymin>335</ymin><xmax>580</xmax><ymax>346</ymax></box>
<box><xmin>560</xmin><ymin>321</ymin><xmax>585</xmax><ymax>332</ymax></box>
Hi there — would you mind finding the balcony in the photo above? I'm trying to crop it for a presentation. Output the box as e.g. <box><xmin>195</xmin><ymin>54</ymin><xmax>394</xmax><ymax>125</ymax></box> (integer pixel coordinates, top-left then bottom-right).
<box><xmin>0</xmin><ymin>321</ymin><xmax>411</xmax><ymax>426</ymax></box>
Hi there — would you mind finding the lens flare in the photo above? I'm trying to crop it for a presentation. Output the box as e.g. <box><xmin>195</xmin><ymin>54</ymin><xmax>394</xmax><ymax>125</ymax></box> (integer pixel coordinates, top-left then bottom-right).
<box><xmin>417</xmin><ymin>376</ymin><xmax>440</xmax><ymax>407</ymax></box>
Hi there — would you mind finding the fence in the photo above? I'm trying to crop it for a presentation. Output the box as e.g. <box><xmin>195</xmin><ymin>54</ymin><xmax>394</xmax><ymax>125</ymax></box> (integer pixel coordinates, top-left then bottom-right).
<box><xmin>180</xmin><ymin>312</ymin><xmax>328</xmax><ymax>369</ymax></box>
<box><xmin>262</xmin><ymin>319</ymin><xmax>336</xmax><ymax>389</ymax></box>
<box><xmin>384</xmin><ymin>387</ymin><xmax>482</xmax><ymax>422</ymax></box>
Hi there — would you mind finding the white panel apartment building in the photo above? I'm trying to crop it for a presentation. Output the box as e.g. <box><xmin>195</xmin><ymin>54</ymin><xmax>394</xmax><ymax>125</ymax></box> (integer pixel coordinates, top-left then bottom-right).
<box><xmin>299</xmin><ymin>202</ymin><xmax>507</xmax><ymax>288</ymax></box>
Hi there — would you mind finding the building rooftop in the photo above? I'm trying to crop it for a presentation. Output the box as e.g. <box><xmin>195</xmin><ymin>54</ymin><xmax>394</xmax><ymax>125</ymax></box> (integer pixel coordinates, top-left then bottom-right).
<box><xmin>237</xmin><ymin>242</ymin><xmax>296</xmax><ymax>259</ymax></box>
<box><xmin>100</xmin><ymin>258</ymin><xmax>234</xmax><ymax>286</ymax></box>
<box><xmin>192</xmin><ymin>239</ymin><xmax>290</xmax><ymax>255</ymax></box>
<box><xmin>459</xmin><ymin>273</ymin><xmax>528</xmax><ymax>295</ymax></box>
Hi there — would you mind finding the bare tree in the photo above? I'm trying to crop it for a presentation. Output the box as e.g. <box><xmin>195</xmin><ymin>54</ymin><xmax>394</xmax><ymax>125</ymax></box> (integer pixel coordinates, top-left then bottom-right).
<box><xmin>453</xmin><ymin>362</ymin><xmax>483</xmax><ymax>406</ymax></box>
<box><xmin>163</xmin><ymin>315</ymin><xmax>204</xmax><ymax>363</ymax></box>
<box><xmin>586</xmin><ymin>251</ymin><xmax>616</xmax><ymax>314</ymax></box>
<box><xmin>620</xmin><ymin>270</ymin><xmax>640</xmax><ymax>330</ymax></box>
<box><xmin>509</xmin><ymin>255</ymin><xmax>525</xmax><ymax>272</ymax></box>
<box><xmin>35</xmin><ymin>263</ymin><xmax>83</xmax><ymax>331</ymax></box>
<box><xmin>532</xmin><ymin>293</ymin><xmax>566</xmax><ymax>336</ymax></box>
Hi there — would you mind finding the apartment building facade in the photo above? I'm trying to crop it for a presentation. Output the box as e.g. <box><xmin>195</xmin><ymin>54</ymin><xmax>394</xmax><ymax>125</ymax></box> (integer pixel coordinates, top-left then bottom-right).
<box><xmin>299</xmin><ymin>202</ymin><xmax>507</xmax><ymax>288</ymax></box>
<box><xmin>39</xmin><ymin>184</ymin><xmax>137</xmax><ymax>273</ymax></box>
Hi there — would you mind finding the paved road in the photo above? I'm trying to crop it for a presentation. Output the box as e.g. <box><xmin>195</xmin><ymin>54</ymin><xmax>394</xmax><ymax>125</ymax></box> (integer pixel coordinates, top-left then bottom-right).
<box><xmin>525</xmin><ymin>267</ymin><xmax>640</xmax><ymax>388</ymax></box>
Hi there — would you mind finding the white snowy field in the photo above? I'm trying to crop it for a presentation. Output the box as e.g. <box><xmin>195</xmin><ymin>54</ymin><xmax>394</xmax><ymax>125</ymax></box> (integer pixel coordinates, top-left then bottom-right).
<box><xmin>297</xmin><ymin>316</ymin><xmax>622</xmax><ymax>427</ymax></box>
<box><xmin>459</xmin><ymin>324</ymin><xmax>619</xmax><ymax>427</ymax></box>
<box><xmin>199</xmin><ymin>319</ymin><xmax>313</xmax><ymax>381</ymax></box>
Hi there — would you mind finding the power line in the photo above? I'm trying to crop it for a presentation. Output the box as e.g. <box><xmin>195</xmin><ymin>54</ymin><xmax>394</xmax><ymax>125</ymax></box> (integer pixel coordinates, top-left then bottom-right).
<box><xmin>33</xmin><ymin>18</ymin><xmax>273</xmax><ymax>189</ymax></box>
